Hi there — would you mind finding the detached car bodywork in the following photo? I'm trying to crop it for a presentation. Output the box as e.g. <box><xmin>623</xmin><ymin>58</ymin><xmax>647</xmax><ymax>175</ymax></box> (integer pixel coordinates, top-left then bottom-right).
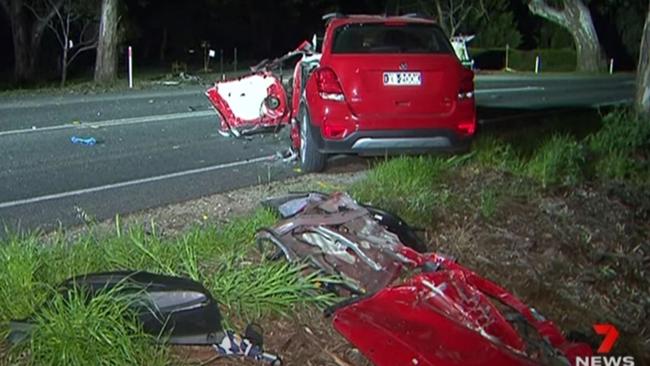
<box><xmin>258</xmin><ymin>192</ymin><xmax>593</xmax><ymax>366</ymax></box>
<box><xmin>206</xmin><ymin>14</ymin><xmax>477</xmax><ymax>172</ymax></box>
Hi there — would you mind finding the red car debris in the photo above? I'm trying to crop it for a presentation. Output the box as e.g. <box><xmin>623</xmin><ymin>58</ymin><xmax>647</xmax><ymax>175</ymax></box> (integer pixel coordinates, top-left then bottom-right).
<box><xmin>258</xmin><ymin>192</ymin><xmax>593</xmax><ymax>366</ymax></box>
<box><xmin>207</xmin><ymin>14</ymin><xmax>476</xmax><ymax>172</ymax></box>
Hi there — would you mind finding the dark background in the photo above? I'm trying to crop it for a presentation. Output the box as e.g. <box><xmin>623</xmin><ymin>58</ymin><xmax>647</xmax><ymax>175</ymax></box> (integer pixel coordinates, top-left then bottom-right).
<box><xmin>0</xmin><ymin>0</ymin><xmax>643</xmax><ymax>82</ymax></box>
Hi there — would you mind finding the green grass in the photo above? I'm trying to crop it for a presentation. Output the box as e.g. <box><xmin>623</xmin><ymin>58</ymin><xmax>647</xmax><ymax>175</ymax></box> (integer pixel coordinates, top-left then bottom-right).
<box><xmin>28</xmin><ymin>286</ymin><xmax>167</xmax><ymax>366</ymax></box>
<box><xmin>0</xmin><ymin>209</ymin><xmax>332</xmax><ymax>365</ymax></box>
<box><xmin>525</xmin><ymin>134</ymin><xmax>585</xmax><ymax>188</ymax></box>
<box><xmin>587</xmin><ymin>110</ymin><xmax>650</xmax><ymax>182</ymax></box>
<box><xmin>479</xmin><ymin>188</ymin><xmax>498</xmax><ymax>219</ymax></box>
<box><xmin>348</xmin><ymin>109</ymin><xmax>648</xmax><ymax>226</ymax></box>
<box><xmin>472</xmin><ymin>136</ymin><xmax>524</xmax><ymax>172</ymax></box>
<box><xmin>208</xmin><ymin>262</ymin><xmax>336</xmax><ymax>321</ymax></box>
<box><xmin>350</xmin><ymin>156</ymin><xmax>457</xmax><ymax>226</ymax></box>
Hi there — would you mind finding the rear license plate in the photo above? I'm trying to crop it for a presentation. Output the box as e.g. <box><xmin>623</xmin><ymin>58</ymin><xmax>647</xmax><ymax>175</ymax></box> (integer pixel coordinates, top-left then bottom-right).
<box><xmin>383</xmin><ymin>72</ymin><xmax>422</xmax><ymax>86</ymax></box>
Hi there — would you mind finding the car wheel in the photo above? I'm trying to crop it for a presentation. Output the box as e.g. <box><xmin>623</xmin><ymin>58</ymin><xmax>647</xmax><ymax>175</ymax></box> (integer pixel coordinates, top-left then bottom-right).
<box><xmin>299</xmin><ymin>104</ymin><xmax>326</xmax><ymax>173</ymax></box>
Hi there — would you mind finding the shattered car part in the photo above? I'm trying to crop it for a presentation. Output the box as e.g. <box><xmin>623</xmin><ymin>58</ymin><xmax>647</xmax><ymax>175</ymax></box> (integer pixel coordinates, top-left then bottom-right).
<box><xmin>206</xmin><ymin>71</ymin><xmax>290</xmax><ymax>136</ymax></box>
<box><xmin>258</xmin><ymin>192</ymin><xmax>593</xmax><ymax>365</ymax></box>
<box><xmin>257</xmin><ymin>192</ymin><xmax>423</xmax><ymax>294</ymax></box>
<box><xmin>332</xmin><ymin>252</ymin><xmax>593</xmax><ymax>365</ymax></box>
<box><xmin>214</xmin><ymin>330</ymin><xmax>282</xmax><ymax>366</ymax></box>
<box><xmin>8</xmin><ymin>271</ymin><xmax>223</xmax><ymax>346</ymax></box>
<box><xmin>7</xmin><ymin>271</ymin><xmax>282</xmax><ymax>365</ymax></box>
<box><xmin>257</xmin><ymin>192</ymin><xmax>414</xmax><ymax>293</ymax></box>
<box><xmin>261</xmin><ymin>191</ymin><xmax>426</xmax><ymax>251</ymax></box>
<box><xmin>205</xmin><ymin>41</ymin><xmax>315</xmax><ymax>137</ymax></box>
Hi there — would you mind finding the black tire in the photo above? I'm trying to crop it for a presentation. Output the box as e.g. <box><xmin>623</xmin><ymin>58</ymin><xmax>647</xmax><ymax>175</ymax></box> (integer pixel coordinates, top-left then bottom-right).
<box><xmin>298</xmin><ymin>103</ymin><xmax>327</xmax><ymax>173</ymax></box>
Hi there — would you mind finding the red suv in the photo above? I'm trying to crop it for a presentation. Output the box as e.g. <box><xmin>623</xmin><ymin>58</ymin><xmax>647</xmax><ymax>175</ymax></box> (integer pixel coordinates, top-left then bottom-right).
<box><xmin>206</xmin><ymin>14</ymin><xmax>476</xmax><ymax>172</ymax></box>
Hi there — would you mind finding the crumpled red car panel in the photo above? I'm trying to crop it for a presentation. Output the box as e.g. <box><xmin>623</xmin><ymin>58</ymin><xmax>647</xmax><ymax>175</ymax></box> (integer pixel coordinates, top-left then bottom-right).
<box><xmin>333</xmin><ymin>252</ymin><xmax>593</xmax><ymax>366</ymax></box>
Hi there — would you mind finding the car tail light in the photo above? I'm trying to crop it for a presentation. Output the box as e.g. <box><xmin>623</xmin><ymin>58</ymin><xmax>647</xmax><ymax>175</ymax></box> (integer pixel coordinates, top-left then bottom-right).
<box><xmin>316</xmin><ymin>68</ymin><xmax>345</xmax><ymax>102</ymax></box>
<box><xmin>457</xmin><ymin>117</ymin><xmax>477</xmax><ymax>136</ymax></box>
<box><xmin>458</xmin><ymin>69</ymin><xmax>474</xmax><ymax>100</ymax></box>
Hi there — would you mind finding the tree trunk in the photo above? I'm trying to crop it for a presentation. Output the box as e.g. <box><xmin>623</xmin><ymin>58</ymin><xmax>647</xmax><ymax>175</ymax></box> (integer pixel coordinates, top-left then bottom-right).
<box><xmin>6</xmin><ymin>0</ymin><xmax>33</xmax><ymax>83</ymax></box>
<box><xmin>60</xmin><ymin>35</ymin><xmax>69</xmax><ymax>87</ymax></box>
<box><xmin>94</xmin><ymin>0</ymin><xmax>119</xmax><ymax>84</ymax></box>
<box><xmin>636</xmin><ymin>4</ymin><xmax>650</xmax><ymax>116</ymax></box>
<box><xmin>159</xmin><ymin>27</ymin><xmax>167</xmax><ymax>64</ymax></box>
<box><xmin>2</xmin><ymin>0</ymin><xmax>63</xmax><ymax>83</ymax></box>
<box><xmin>528</xmin><ymin>0</ymin><xmax>606</xmax><ymax>72</ymax></box>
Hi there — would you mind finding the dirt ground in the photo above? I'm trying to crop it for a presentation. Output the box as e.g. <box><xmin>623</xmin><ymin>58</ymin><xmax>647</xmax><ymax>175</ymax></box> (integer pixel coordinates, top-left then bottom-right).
<box><xmin>427</xmin><ymin>168</ymin><xmax>650</xmax><ymax>364</ymax></box>
<box><xmin>46</xmin><ymin>161</ymin><xmax>650</xmax><ymax>365</ymax></box>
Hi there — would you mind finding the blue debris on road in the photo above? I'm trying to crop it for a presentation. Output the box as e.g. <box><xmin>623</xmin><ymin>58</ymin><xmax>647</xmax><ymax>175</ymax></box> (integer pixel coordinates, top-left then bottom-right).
<box><xmin>70</xmin><ymin>136</ymin><xmax>97</xmax><ymax>146</ymax></box>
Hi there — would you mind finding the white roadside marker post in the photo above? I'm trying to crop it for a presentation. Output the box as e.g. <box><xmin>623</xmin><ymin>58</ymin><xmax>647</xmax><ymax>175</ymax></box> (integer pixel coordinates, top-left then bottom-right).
<box><xmin>128</xmin><ymin>46</ymin><xmax>133</xmax><ymax>89</ymax></box>
<box><xmin>609</xmin><ymin>58</ymin><xmax>614</xmax><ymax>74</ymax></box>
<box><xmin>535</xmin><ymin>55</ymin><xmax>541</xmax><ymax>74</ymax></box>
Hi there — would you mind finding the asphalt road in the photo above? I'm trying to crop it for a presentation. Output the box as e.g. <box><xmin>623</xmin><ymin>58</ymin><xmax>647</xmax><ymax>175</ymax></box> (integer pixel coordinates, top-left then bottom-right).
<box><xmin>0</xmin><ymin>73</ymin><xmax>636</xmax><ymax>232</ymax></box>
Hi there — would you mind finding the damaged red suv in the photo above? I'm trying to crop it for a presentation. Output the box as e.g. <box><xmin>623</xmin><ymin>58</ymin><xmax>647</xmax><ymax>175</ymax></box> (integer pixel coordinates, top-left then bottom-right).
<box><xmin>207</xmin><ymin>14</ymin><xmax>476</xmax><ymax>172</ymax></box>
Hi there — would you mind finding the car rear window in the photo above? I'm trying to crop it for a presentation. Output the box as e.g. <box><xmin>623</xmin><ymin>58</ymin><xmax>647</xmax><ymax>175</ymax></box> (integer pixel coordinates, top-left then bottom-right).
<box><xmin>331</xmin><ymin>23</ymin><xmax>453</xmax><ymax>54</ymax></box>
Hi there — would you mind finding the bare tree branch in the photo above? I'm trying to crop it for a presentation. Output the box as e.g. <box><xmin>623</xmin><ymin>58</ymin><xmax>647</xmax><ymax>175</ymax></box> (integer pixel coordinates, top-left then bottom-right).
<box><xmin>67</xmin><ymin>40</ymin><xmax>97</xmax><ymax>65</ymax></box>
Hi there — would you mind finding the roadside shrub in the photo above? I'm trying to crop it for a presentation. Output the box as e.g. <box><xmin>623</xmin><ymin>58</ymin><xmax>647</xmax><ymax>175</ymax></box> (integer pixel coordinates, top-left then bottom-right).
<box><xmin>587</xmin><ymin>110</ymin><xmax>650</xmax><ymax>180</ymax></box>
<box><xmin>526</xmin><ymin>135</ymin><xmax>585</xmax><ymax>187</ymax></box>
<box><xmin>588</xmin><ymin>110</ymin><xmax>650</xmax><ymax>181</ymax></box>
<box><xmin>589</xmin><ymin>110</ymin><xmax>650</xmax><ymax>154</ymax></box>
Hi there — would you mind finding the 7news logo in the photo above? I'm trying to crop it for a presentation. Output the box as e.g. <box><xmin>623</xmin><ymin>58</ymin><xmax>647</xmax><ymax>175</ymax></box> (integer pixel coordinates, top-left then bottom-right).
<box><xmin>575</xmin><ymin>324</ymin><xmax>635</xmax><ymax>366</ymax></box>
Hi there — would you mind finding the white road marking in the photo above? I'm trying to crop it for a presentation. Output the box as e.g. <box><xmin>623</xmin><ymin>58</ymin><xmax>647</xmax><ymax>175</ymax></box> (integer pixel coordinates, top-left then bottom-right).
<box><xmin>0</xmin><ymin>88</ymin><xmax>205</xmax><ymax>110</ymax></box>
<box><xmin>0</xmin><ymin>110</ymin><xmax>214</xmax><ymax>137</ymax></box>
<box><xmin>0</xmin><ymin>155</ymin><xmax>275</xmax><ymax>209</ymax></box>
<box><xmin>475</xmin><ymin>86</ymin><xmax>545</xmax><ymax>95</ymax></box>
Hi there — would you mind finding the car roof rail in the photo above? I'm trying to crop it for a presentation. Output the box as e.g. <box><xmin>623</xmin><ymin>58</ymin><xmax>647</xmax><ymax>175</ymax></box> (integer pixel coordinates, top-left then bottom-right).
<box><xmin>401</xmin><ymin>13</ymin><xmax>434</xmax><ymax>20</ymax></box>
<box><xmin>322</xmin><ymin>12</ymin><xmax>346</xmax><ymax>21</ymax></box>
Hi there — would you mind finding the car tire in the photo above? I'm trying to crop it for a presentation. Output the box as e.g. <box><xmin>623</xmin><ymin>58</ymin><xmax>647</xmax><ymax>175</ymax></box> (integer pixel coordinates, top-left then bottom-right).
<box><xmin>299</xmin><ymin>103</ymin><xmax>327</xmax><ymax>173</ymax></box>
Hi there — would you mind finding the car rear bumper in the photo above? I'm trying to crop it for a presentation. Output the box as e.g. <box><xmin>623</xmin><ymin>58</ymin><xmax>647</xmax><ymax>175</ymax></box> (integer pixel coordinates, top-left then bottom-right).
<box><xmin>313</xmin><ymin>128</ymin><xmax>471</xmax><ymax>155</ymax></box>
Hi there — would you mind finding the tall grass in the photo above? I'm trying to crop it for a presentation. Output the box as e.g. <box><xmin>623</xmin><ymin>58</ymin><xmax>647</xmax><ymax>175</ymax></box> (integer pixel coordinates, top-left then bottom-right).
<box><xmin>588</xmin><ymin>110</ymin><xmax>650</xmax><ymax>182</ymax></box>
<box><xmin>351</xmin><ymin>156</ymin><xmax>457</xmax><ymax>225</ymax></box>
<box><xmin>28</xmin><ymin>286</ymin><xmax>167</xmax><ymax>366</ymax></box>
<box><xmin>472</xmin><ymin>135</ymin><xmax>523</xmax><ymax>172</ymax></box>
<box><xmin>208</xmin><ymin>261</ymin><xmax>337</xmax><ymax>321</ymax></box>
<box><xmin>525</xmin><ymin>135</ymin><xmax>585</xmax><ymax>188</ymax></box>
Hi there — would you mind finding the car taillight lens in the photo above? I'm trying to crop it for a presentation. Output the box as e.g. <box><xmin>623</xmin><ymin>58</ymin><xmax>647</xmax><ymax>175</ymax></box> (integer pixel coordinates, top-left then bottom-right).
<box><xmin>458</xmin><ymin>69</ymin><xmax>474</xmax><ymax>100</ymax></box>
<box><xmin>316</xmin><ymin>68</ymin><xmax>345</xmax><ymax>101</ymax></box>
<box><xmin>457</xmin><ymin>117</ymin><xmax>477</xmax><ymax>136</ymax></box>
